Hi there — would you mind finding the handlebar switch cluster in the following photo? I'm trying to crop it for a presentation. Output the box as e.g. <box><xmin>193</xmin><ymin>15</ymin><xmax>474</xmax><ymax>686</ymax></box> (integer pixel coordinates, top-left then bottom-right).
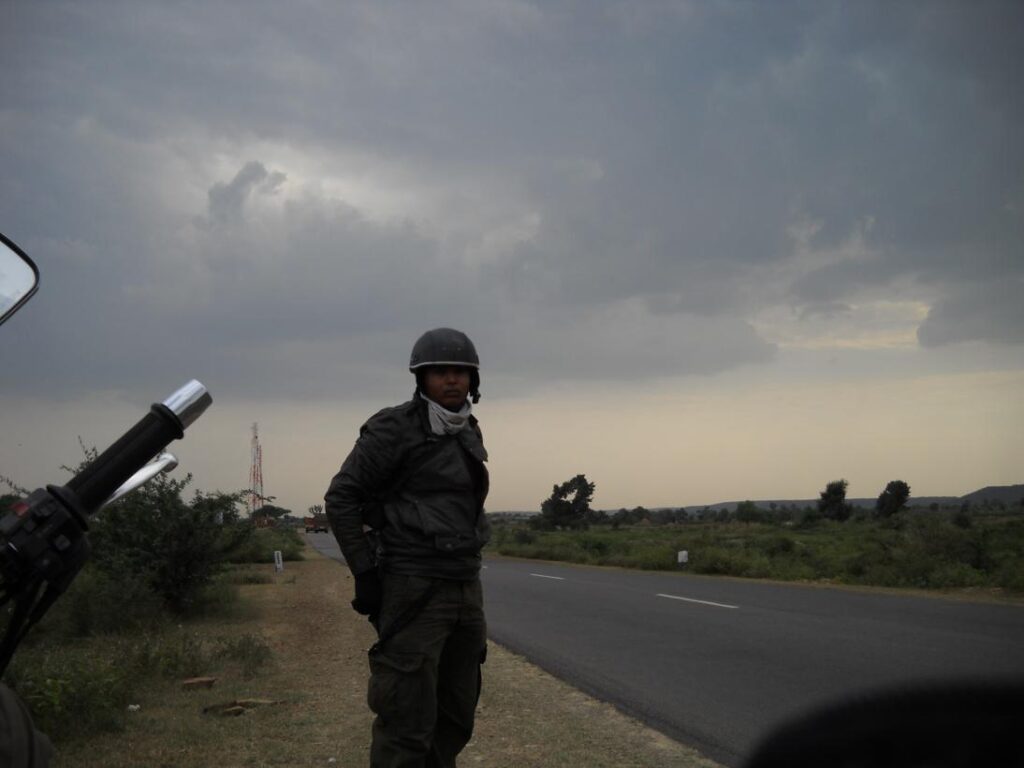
<box><xmin>0</xmin><ymin>487</ymin><xmax>90</xmax><ymax>599</ymax></box>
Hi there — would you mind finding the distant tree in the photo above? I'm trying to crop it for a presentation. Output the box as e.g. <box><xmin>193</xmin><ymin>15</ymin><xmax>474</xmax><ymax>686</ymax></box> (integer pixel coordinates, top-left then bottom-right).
<box><xmin>875</xmin><ymin>480</ymin><xmax>911</xmax><ymax>518</ymax></box>
<box><xmin>585</xmin><ymin>507</ymin><xmax>608</xmax><ymax>525</ymax></box>
<box><xmin>537</xmin><ymin>474</ymin><xmax>596</xmax><ymax>530</ymax></box>
<box><xmin>735</xmin><ymin>500</ymin><xmax>764</xmax><ymax>523</ymax></box>
<box><xmin>258</xmin><ymin>504</ymin><xmax>292</xmax><ymax>519</ymax></box>
<box><xmin>818</xmin><ymin>479</ymin><xmax>852</xmax><ymax>522</ymax></box>
<box><xmin>649</xmin><ymin>508</ymin><xmax>674</xmax><ymax>526</ymax></box>
<box><xmin>797</xmin><ymin>506</ymin><xmax>822</xmax><ymax>527</ymax></box>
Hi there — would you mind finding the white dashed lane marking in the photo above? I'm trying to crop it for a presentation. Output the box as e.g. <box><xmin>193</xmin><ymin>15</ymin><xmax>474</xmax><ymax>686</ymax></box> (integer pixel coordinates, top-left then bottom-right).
<box><xmin>656</xmin><ymin>593</ymin><xmax>739</xmax><ymax>610</ymax></box>
<box><xmin>530</xmin><ymin>573</ymin><xmax>566</xmax><ymax>581</ymax></box>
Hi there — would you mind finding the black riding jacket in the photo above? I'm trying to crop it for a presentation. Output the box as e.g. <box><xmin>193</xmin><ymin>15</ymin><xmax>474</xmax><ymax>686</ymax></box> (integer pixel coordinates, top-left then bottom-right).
<box><xmin>325</xmin><ymin>394</ymin><xmax>490</xmax><ymax>580</ymax></box>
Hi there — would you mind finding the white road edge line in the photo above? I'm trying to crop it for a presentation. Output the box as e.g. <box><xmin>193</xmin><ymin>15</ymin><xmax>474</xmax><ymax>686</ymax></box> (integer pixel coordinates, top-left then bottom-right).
<box><xmin>530</xmin><ymin>573</ymin><xmax>566</xmax><ymax>580</ymax></box>
<box><xmin>656</xmin><ymin>593</ymin><xmax>738</xmax><ymax>610</ymax></box>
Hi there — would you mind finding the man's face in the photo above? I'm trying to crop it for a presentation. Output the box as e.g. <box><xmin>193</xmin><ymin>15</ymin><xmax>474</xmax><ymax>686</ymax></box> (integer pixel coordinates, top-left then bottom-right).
<box><xmin>422</xmin><ymin>366</ymin><xmax>472</xmax><ymax>411</ymax></box>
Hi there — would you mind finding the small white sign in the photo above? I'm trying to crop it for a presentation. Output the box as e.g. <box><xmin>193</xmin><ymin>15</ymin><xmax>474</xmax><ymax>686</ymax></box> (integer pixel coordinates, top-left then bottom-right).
<box><xmin>273</xmin><ymin>550</ymin><xmax>284</xmax><ymax>573</ymax></box>
<box><xmin>677</xmin><ymin>550</ymin><xmax>689</xmax><ymax>565</ymax></box>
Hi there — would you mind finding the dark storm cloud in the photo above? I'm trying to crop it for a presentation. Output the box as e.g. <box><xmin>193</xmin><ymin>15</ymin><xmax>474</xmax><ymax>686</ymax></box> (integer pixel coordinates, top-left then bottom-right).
<box><xmin>207</xmin><ymin>162</ymin><xmax>286</xmax><ymax>224</ymax></box>
<box><xmin>1</xmin><ymin>0</ymin><xmax>1022</xmax><ymax>402</ymax></box>
<box><xmin>918</xmin><ymin>279</ymin><xmax>1024</xmax><ymax>347</ymax></box>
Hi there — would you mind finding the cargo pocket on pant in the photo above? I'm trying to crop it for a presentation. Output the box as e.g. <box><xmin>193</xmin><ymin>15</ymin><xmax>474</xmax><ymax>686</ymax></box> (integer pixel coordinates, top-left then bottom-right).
<box><xmin>367</xmin><ymin>649</ymin><xmax>428</xmax><ymax>724</ymax></box>
<box><xmin>475</xmin><ymin>645</ymin><xmax>486</xmax><ymax>706</ymax></box>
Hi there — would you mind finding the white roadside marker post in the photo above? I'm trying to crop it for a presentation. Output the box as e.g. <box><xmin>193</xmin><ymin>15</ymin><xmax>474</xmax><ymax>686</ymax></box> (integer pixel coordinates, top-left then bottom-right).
<box><xmin>274</xmin><ymin>549</ymin><xmax>284</xmax><ymax>573</ymax></box>
<box><xmin>677</xmin><ymin>550</ymin><xmax>689</xmax><ymax>568</ymax></box>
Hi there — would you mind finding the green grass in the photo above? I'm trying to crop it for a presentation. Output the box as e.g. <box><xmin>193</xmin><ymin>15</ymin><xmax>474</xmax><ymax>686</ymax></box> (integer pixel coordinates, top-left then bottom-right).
<box><xmin>5</xmin><ymin>627</ymin><xmax>273</xmax><ymax>742</ymax></box>
<box><xmin>1</xmin><ymin>559</ymin><xmax>274</xmax><ymax>745</ymax></box>
<box><xmin>489</xmin><ymin>513</ymin><xmax>1024</xmax><ymax>593</ymax></box>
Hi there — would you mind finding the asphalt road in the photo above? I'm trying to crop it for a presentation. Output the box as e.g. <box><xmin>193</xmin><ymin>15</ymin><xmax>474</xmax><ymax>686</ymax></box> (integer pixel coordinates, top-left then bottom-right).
<box><xmin>306</xmin><ymin>534</ymin><xmax>1024</xmax><ymax>766</ymax></box>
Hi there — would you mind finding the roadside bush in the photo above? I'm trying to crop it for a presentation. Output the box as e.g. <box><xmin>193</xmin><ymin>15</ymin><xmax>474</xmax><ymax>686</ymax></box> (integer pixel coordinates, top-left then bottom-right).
<box><xmin>607</xmin><ymin>544</ymin><xmax>677</xmax><ymax>571</ymax></box>
<box><xmin>763</xmin><ymin>559</ymin><xmax>819</xmax><ymax>581</ymax></box>
<box><xmin>578</xmin><ymin>535</ymin><xmax>611</xmax><ymax>557</ymax></box>
<box><xmin>926</xmin><ymin>563</ymin><xmax>987</xmax><ymax>589</ymax></box>
<box><xmin>226</xmin><ymin>526</ymin><xmax>304</xmax><ymax>564</ymax></box>
<box><xmin>89</xmin><ymin>475</ymin><xmax>250</xmax><ymax>613</ymax></box>
<box><xmin>513</xmin><ymin>528</ymin><xmax>537</xmax><ymax>545</ymax></box>
<box><xmin>763</xmin><ymin>535</ymin><xmax>796</xmax><ymax>557</ymax></box>
<box><xmin>489</xmin><ymin>516</ymin><xmax>1023</xmax><ymax>594</ymax></box>
<box><xmin>6</xmin><ymin>644</ymin><xmax>133</xmax><ymax>739</ymax></box>
<box><xmin>47</xmin><ymin>567</ymin><xmax>166</xmax><ymax>638</ymax></box>
<box><xmin>996</xmin><ymin>563</ymin><xmax>1024</xmax><ymax>592</ymax></box>
<box><xmin>692</xmin><ymin>547</ymin><xmax>748</xmax><ymax>576</ymax></box>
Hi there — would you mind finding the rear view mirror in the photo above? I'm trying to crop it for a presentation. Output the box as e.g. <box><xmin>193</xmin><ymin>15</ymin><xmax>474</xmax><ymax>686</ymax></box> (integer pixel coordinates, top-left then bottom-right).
<box><xmin>0</xmin><ymin>232</ymin><xmax>39</xmax><ymax>327</ymax></box>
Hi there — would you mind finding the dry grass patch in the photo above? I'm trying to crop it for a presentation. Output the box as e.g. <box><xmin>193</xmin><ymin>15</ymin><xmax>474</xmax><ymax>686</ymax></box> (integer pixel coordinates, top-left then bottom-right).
<box><xmin>53</xmin><ymin>544</ymin><xmax>718</xmax><ymax>768</ymax></box>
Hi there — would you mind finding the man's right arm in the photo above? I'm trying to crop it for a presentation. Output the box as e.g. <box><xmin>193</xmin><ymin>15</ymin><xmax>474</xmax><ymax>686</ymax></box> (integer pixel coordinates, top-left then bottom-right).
<box><xmin>324</xmin><ymin>413</ymin><xmax>402</xmax><ymax>577</ymax></box>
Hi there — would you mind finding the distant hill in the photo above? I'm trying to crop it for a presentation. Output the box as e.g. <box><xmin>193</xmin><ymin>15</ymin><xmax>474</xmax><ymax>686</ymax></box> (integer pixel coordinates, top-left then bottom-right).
<box><xmin>961</xmin><ymin>485</ymin><xmax>1024</xmax><ymax>506</ymax></box>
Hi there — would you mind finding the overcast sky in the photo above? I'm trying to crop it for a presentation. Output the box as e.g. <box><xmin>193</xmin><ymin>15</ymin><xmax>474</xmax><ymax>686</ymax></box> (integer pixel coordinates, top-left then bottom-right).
<box><xmin>2</xmin><ymin>0</ymin><xmax>1022</xmax><ymax>514</ymax></box>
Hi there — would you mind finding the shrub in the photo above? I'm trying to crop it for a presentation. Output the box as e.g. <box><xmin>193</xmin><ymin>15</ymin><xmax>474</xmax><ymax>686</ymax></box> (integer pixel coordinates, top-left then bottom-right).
<box><xmin>46</xmin><ymin>567</ymin><xmax>166</xmax><ymax>638</ymax></box>
<box><xmin>763</xmin><ymin>535</ymin><xmax>796</xmax><ymax>557</ymax></box>
<box><xmin>608</xmin><ymin>545</ymin><xmax>677</xmax><ymax>571</ymax></box>
<box><xmin>89</xmin><ymin>475</ymin><xmax>250</xmax><ymax>613</ymax></box>
<box><xmin>995</xmin><ymin>561</ymin><xmax>1024</xmax><ymax>592</ymax></box>
<box><xmin>578</xmin><ymin>535</ymin><xmax>610</xmax><ymax>557</ymax></box>
<box><xmin>226</xmin><ymin>527</ymin><xmax>304</xmax><ymax>564</ymax></box>
<box><xmin>926</xmin><ymin>563</ymin><xmax>986</xmax><ymax>589</ymax></box>
<box><xmin>512</xmin><ymin>528</ymin><xmax>537</xmax><ymax>545</ymax></box>
<box><xmin>692</xmin><ymin>547</ymin><xmax>747</xmax><ymax>576</ymax></box>
<box><xmin>6</xmin><ymin>645</ymin><xmax>133</xmax><ymax>739</ymax></box>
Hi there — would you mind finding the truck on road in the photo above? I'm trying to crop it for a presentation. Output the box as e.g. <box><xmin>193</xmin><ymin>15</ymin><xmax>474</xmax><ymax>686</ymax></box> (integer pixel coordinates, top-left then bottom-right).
<box><xmin>304</xmin><ymin>514</ymin><xmax>329</xmax><ymax>533</ymax></box>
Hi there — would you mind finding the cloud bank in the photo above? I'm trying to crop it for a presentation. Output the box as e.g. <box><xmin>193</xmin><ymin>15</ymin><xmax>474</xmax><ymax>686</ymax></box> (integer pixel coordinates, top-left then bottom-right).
<box><xmin>1</xmin><ymin>0</ymin><xmax>1021</xmax><ymax>403</ymax></box>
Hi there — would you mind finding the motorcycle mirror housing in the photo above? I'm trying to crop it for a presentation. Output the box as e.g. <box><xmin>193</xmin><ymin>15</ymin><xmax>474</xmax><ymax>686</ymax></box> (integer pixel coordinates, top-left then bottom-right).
<box><xmin>0</xmin><ymin>232</ymin><xmax>39</xmax><ymax>327</ymax></box>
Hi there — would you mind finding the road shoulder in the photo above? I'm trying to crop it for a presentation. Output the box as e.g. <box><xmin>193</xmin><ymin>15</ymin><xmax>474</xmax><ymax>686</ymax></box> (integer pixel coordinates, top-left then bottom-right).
<box><xmin>54</xmin><ymin>546</ymin><xmax>720</xmax><ymax>767</ymax></box>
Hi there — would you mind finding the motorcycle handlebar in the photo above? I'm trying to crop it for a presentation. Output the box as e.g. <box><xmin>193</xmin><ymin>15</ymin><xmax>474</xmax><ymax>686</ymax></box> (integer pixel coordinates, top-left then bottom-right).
<box><xmin>65</xmin><ymin>380</ymin><xmax>212</xmax><ymax>513</ymax></box>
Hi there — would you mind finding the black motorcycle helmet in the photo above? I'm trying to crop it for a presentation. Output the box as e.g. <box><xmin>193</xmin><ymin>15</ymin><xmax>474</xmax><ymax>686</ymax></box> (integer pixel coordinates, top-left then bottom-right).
<box><xmin>409</xmin><ymin>327</ymin><xmax>481</xmax><ymax>403</ymax></box>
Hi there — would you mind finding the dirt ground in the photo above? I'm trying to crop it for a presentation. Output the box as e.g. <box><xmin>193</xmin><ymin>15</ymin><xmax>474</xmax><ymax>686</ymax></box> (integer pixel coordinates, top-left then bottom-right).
<box><xmin>54</xmin><ymin>543</ymin><xmax>720</xmax><ymax>767</ymax></box>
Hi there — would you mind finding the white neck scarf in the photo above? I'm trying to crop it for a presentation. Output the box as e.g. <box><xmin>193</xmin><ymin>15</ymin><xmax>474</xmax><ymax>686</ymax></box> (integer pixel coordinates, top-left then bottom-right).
<box><xmin>421</xmin><ymin>393</ymin><xmax>472</xmax><ymax>435</ymax></box>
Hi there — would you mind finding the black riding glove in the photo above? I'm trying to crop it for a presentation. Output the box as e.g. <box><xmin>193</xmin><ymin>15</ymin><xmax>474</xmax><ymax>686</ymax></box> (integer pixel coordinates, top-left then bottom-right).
<box><xmin>352</xmin><ymin>571</ymin><xmax>382</xmax><ymax>619</ymax></box>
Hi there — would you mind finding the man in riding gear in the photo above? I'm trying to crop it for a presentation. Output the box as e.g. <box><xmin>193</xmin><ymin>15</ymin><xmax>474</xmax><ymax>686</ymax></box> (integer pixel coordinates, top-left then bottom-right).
<box><xmin>325</xmin><ymin>327</ymin><xmax>490</xmax><ymax>768</ymax></box>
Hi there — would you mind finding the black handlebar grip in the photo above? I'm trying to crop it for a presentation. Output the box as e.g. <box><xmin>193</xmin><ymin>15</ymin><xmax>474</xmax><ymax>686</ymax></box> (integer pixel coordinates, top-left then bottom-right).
<box><xmin>66</xmin><ymin>404</ymin><xmax>184</xmax><ymax>514</ymax></box>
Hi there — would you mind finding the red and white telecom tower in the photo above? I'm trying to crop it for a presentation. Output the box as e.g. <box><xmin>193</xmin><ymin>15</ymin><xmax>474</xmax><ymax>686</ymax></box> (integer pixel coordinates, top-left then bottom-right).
<box><xmin>248</xmin><ymin>422</ymin><xmax>264</xmax><ymax>516</ymax></box>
